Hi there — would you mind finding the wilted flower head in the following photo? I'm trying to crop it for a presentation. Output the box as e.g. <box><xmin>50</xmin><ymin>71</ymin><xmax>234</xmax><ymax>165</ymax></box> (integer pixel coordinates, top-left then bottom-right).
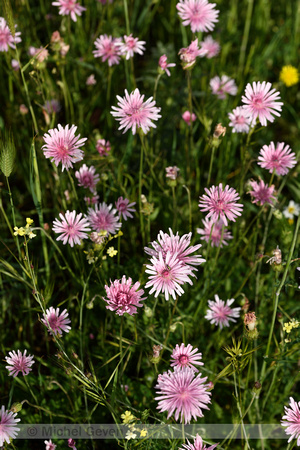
<box><xmin>182</xmin><ymin>111</ymin><xmax>196</xmax><ymax>125</ymax></box>
<box><xmin>258</xmin><ymin>142</ymin><xmax>297</xmax><ymax>176</ymax></box>
<box><xmin>179</xmin><ymin>434</ymin><xmax>218</xmax><ymax>450</ymax></box>
<box><xmin>96</xmin><ymin>139</ymin><xmax>111</xmax><ymax>156</ymax></box>
<box><xmin>87</xmin><ymin>202</ymin><xmax>121</xmax><ymax>234</ymax></box>
<box><xmin>228</xmin><ymin>106</ymin><xmax>253</xmax><ymax>133</ymax></box>
<box><xmin>103</xmin><ymin>276</ymin><xmax>146</xmax><ymax>316</ymax></box>
<box><xmin>0</xmin><ymin>17</ymin><xmax>22</xmax><ymax>52</ymax></box>
<box><xmin>248</xmin><ymin>179</ymin><xmax>276</xmax><ymax>206</ymax></box>
<box><xmin>176</xmin><ymin>0</ymin><xmax>219</xmax><ymax>33</ymax></box>
<box><xmin>165</xmin><ymin>166</ymin><xmax>180</xmax><ymax>180</ymax></box>
<box><xmin>52</xmin><ymin>0</ymin><xmax>86</xmax><ymax>22</ymax></box>
<box><xmin>115</xmin><ymin>197</ymin><xmax>136</xmax><ymax>220</ymax></box>
<box><xmin>279</xmin><ymin>65</ymin><xmax>299</xmax><ymax>87</ymax></box>
<box><xmin>170</xmin><ymin>343</ymin><xmax>204</xmax><ymax>371</ymax></box>
<box><xmin>283</xmin><ymin>200</ymin><xmax>300</xmax><ymax>219</ymax></box>
<box><xmin>244</xmin><ymin>312</ymin><xmax>257</xmax><ymax>331</ymax></box>
<box><xmin>179</xmin><ymin>39</ymin><xmax>204</xmax><ymax>69</ymax></box>
<box><xmin>93</xmin><ymin>34</ymin><xmax>122</xmax><ymax>66</ymax></box>
<box><xmin>0</xmin><ymin>405</ymin><xmax>21</xmax><ymax>447</ymax></box>
<box><xmin>75</xmin><ymin>164</ymin><xmax>100</xmax><ymax>193</ymax></box>
<box><xmin>213</xmin><ymin>123</ymin><xmax>226</xmax><ymax>138</ymax></box>
<box><xmin>159</xmin><ymin>54</ymin><xmax>176</xmax><ymax>76</ymax></box>
<box><xmin>200</xmin><ymin>35</ymin><xmax>220</xmax><ymax>58</ymax></box>
<box><xmin>210</xmin><ymin>75</ymin><xmax>237</xmax><ymax>99</ymax></box>
<box><xmin>42</xmin><ymin>306</ymin><xmax>71</xmax><ymax>336</ymax></box>
<box><xmin>52</xmin><ymin>210</ymin><xmax>91</xmax><ymax>246</ymax></box>
<box><xmin>5</xmin><ymin>350</ymin><xmax>35</xmax><ymax>377</ymax></box>
<box><xmin>205</xmin><ymin>295</ymin><xmax>241</xmax><ymax>329</ymax></box>
<box><xmin>281</xmin><ymin>397</ymin><xmax>300</xmax><ymax>446</ymax></box>
<box><xmin>197</xmin><ymin>218</ymin><xmax>233</xmax><ymax>248</ymax></box>
<box><xmin>117</xmin><ymin>34</ymin><xmax>146</xmax><ymax>60</ymax></box>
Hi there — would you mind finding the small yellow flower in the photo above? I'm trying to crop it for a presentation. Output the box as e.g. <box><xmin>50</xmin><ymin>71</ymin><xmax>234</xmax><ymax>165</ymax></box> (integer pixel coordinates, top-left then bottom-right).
<box><xmin>121</xmin><ymin>411</ymin><xmax>135</xmax><ymax>424</ymax></box>
<box><xmin>14</xmin><ymin>226</ymin><xmax>25</xmax><ymax>236</ymax></box>
<box><xmin>107</xmin><ymin>246</ymin><xmax>117</xmax><ymax>257</ymax></box>
<box><xmin>25</xmin><ymin>218</ymin><xmax>34</xmax><ymax>228</ymax></box>
<box><xmin>279</xmin><ymin>65</ymin><xmax>299</xmax><ymax>87</ymax></box>
<box><xmin>288</xmin><ymin>218</ymin><xmax>294</xmax><ymax>225</ymax></box>
<box><xmin>140</xmin><ymin>429</ymin><xmax>148</xmax><ymax>437</ymax></box>
<box><xmin>99</xmin><ymin>230</ymin><xmax>108</xmax><ymax>236</ymax></box>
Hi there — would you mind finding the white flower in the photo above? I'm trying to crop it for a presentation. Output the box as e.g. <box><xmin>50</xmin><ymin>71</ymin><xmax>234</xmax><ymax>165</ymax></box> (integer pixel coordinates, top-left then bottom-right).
<box><xmin>283</xmin><ymin>200</ymin><xmax>300</xmax><ymax>219</ymax></box>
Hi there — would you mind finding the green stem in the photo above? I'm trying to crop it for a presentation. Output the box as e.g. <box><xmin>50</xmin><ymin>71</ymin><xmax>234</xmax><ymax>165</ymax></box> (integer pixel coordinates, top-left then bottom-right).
<box><xmin>153</xmin><ymin>73</ymin><xmax>162</xmax><ymax>100</ymax></box>
<box><xmin>6</xmin><ymin>177</ymin><xmax>21</xmax><ymax>260</ymax></box>
<box><xmin>182</xmin><ymin>185</ymin><xmax>192</xmax><ymax>233</ymax></box>
<box><xmin>123</xmin><ymin>0</ymin><xmax>130</xmax><ymax>35</ymax></box>
<box><xmin>207</xmin><ymin>145</ymin><xmax>216</xmax><ymax>186</ymax></box>
<box><xmin>139</xmin><ymin>134</ymin><xmax>146</xmax><ymax>245</ymax></box>
<box><xmin>172</xmin><ymin>186</ymin><xmax>177</xmax><ymax>230</ymax></box>
<box><xmin>238</xmin><ymin>0</ymin><xmax>254</xmax><ymax>79</ymax></box>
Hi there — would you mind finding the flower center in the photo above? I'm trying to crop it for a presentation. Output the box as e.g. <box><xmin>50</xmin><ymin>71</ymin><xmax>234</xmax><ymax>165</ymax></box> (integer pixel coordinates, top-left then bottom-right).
<box><xmin>116</xmin><ymin>292</ymin><xmax>130</xmax><ymax>306</ymax></box>
<box><xmin>178</xmin><ymin>355</ymin><xmax>189</xmax><ymax>365</ymax></box>
<box><xmin>251</xmin><ymin>93</ymin><xmax>264</xmax><ymax>110</ymax></box>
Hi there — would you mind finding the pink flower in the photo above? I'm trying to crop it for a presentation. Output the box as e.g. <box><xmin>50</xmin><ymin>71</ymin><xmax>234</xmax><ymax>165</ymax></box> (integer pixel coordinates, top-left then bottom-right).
<box><xmin>228</xmin><ymin>106</ymin><xmax>253</xmax><ymax>133</ymax></box>
<box><xmin>199</xmin><ymin>183</ymin><xmax>244</xmax><ymax>226</ymax></box>
<box><xmin>11</xmin><ymin>59</ymin><xmax>20</xmax><ymax>71</ymax></box>
<box><xmin>159</xmin><ymin>54</ymin><xmax>176</xmax><ymax>76</ymax></box>
<box><xmin>86</xmin><ymin>74</ymin><xmax>96</xmax><ymax>85</ymax></box>
<box><xmin>165</xmin><ymin>166</ymin><xmax>180</xmax><ymax>180</ymax></box>
<box><xmin>182</xmin><ymin>111</ymin><xmax>196</xmax><ymax>125</ymax></box>
<box><xmin>45</xmin><ymin>439</ymin><xmax>57</xmax><ymax>450</ymax></box>
<box><xmin>75</xmin><ymin>164</ymin><xmax>100</xmax><ymax>193</ymax></box>
<box><xmin>84</xmin><ymin>194</ymin><xmax>100</xmax><ymax>205</ymax></box>
<box><xmin>155</xmin><ymin>367</ymin><xmax>211</xmax><ymax>424</ymax></box>
<box><xmin>42</xmin><ymin>124</ymin><xmax>87</xmax><ymax>171</ymax></box>
<box><xmin>205</xmin><ymin>295</ymin><xmax>241</xmax><ymax>329</ymax></box>
<box><xmin>111</xmin><ymin>88</ymin><xmax>161</xmax><ymax>135</ymax></box>
<box><xmin>200</xmin><ymin>35</ymin><xmax>220</xmax><ymax>58</ymax></box>
<box><xmin>43</xmin><ymin>99</ymin><xmax>61</xmax><ymax>114</ymax></box>
<box><xmin>210</xmin><ymin>75</ymin><xmax>237</xmax><ymax>99</ymax></box>
<box><xmin>0</xmin><ymin>406</ymin><xmax>20</xmax><ymax>447</ymax></box>
<box><xmin>248</xmin><ymin>179</ymin><xmax>276</xmax><ymax>206</ymax></box>
<box><xmin>179</xmin><ymin>38</ymin><xmax>204</xmax><ymax>69</ymax></box>
<box><xmin>179</xmin><ymin>434</ymin><xmax>218</xmax><ymax>450</ymax></box>
<box><xmin>176</xmin><ymin>0</ymin><xmax>219</xmax><ymax>33</ymax></box>
<box><xmin>281</xmin><ymin>397</ymin><xmax>300</xmax><ymax>446</ymax></box>
<box><xmin>68</xmin><ymin>438</ymin><xmax>77</xmax><ymax>449</ymax></box>
<box><xmin>258</xmin><ymin>142</ymin><xmax>297</xmax><ymax>176</ymax></box>
<box><xmin>53</xmin><ymin>210</ymin><xmax>91</xmax><ymax>246</ymax></box>
<box><xmin>241</xmin><ymin>81</ymin><xmax>283</xmax><ymax>126</ymax></box>
<box><xmin>52</xmin><ymin>0</ymin><xmax>86</xmax><ymax>22</ymax></box>
<box><xmin>41</xmin><ymin>306</ymin><xmax>71</xmax><ymax>336</ymax></box>
<box><xmin>5</xmin><ymin>350</ymin><xmax>35</xmax><ymax>377</ymax></box>
<box><xmin>87</xmin><ymin>202</ymin><xmax>121</xmax><ymax>234</ymax></box>
<box><xmin>103</xmin><ymin>276</ymin><xmax>146</xmax><ymax>316</ymax></box>
<box><xmin>0</xmin><ymin>17</ymin><xmax>22</xmax><ymax>52</ymax></box>
<box><xmin>93</xmin><ymin>34</ymin><xmax>122</xmax><ymax>66</ymax></box>
<box><xmin>117</xmin><ymin>34</ymin><xmax>146</xmax><ymax>60</ymax></box>
<box><xmin>197</xmin><ymin>218</ymin><xmax>233</xmax><ymax>247</ymax></box>
<box><xmin>170</xmin><ymin>343</ymin><xmax>204</xmax><ymax>371</ymax></box>
<box><xmin>96</xmin><ymin>139</ymin><xmax>111</xmax><ymax>156</ymax></box>
<box><xmin>115</xmin><ymin>197</ymin><xmax>136</xmax><ymax>220</ymax></box>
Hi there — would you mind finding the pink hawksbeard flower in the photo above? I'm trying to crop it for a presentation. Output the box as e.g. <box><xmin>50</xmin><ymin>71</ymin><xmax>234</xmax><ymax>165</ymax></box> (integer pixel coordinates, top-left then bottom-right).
<box><xmin>182</xmin><ymin>111</ymin><xmax>196</xmax><ymax>125</ymax></box>
<box><xmin>176</xmin><ymin>0</ymin><xmax>219</xmax><ymax>33</ymax></box>
<box><xmin>179</xmin><ymin>38</ymin><xmax>205</xmax><ymax>69</ymax></box>
<box><xmin>75</xmin><ymin>164</ymin><xmax>100</xmax><ymax>193</ymax></box>
<box><xmin>53</xmin><ymin>210</ymin><xmax>91</xmax><ymax>247</ymax></box>
<box><xmin>45</xmin><ymin>439</ymin><xmax>57</xmax><ymax>450</ymax></box>
<box><xmin>205</xmin><ymin>294</ymin><xmax>241</xmax><ymax>329</ymax></box>
<box><xmin>199</xmin><ymin>183</ymin><xmax>244</xmax><ymax>226</ymax></box>
<box><xmin>111</xmin><ymin>88</ymin><xmax>161</xmax><ymax>135</ymax></box>
<box><xmin>116</xmin><ymin>34</ymin><xmax>146</xmax><ymax>60</ymax></box>
<box><xmin>210</xmin><ymin>75</ymin><xmax>237</xmax><ymax>99</ymax></box>
<box><xmin>52</xmin><ymin>0</ymin><xmax>86</xmax><ymax>22</ymax></box>
<box><xmin>93</xmin><ymin>34</ymin><xmax>122</xmax><ymax>66</ymax></box>
<box><xmin>170</xmin><ymin>343</ymin><xmax>204</xmax><ymax>372</ymax></box>
<box><xmin>87</xmin><ymin>202</ymin><xmax>121</xmax><ymax>234</ymax></box>
<box><xmin>115</xmin><ymin>196</ymin><xmax>136</xmax><ymax>221</ymax></box>
<box><xmin>228</xmin><ymin>106</ymin><xmax>253</xmax><ymax>133</ymax></box>
<box><xmin>241</xmin><ymin>81</ymin><xmax>283</xmax><ymax>126</ymax></box>
<box><xmin>258</xmin><ymin>141</ymin><xmax>297</xmax><ymax>176</ymax></box>
<box><xmin>42</xmin><ymin>306</ymin><xmax>71</xmax><ymax>336</ymax></box>
<box><xmin>155</xmin><ymin>367</ymin><xmax>211</xmax><ymax>424</ymax></box>
<box><xmin>200</xmin><ymin>35</ymin><xmax>220</xmax><ymax>59</ymax></box>
<box><xmin>197</xmin><ymin>218</ymin><xmax>233</xmax><ymax>248</ymax></box>
<box><xmin>42</xmin><ymin>124</ymin><xmax>87</xmax><ymax>171</ymax></box>
<box><xmin>96</xmin><ymin>139</ymin><xmax>111</xmax><ymax>156</ymax></box>
<box><xmin>281</xmin><ymin>397</ymin><xmax>300</xmax><ymax>446</ymax></box>
<box><xmin>159</xmin><ymin>54</ymin><xmax>176</xmax><ymax>77</ymax></box>
<box><xmin>179</xmin><ymin>434</ymin><xmax>218</xmax><ymax>450</ymax></box>
<box><xmin>0</xmin><ymin>406</ymin><xmax>20</xmax><ymax>447</ymax></box>
<box><xmin>5</xmin><ymin>350</ymin><xmax>35</xmax><ymax>377</ymax></box>
<box><xmin>103</xmin><ymin>276</ymin><xmax>147</xmax><ymax>316</ymax></box>
<box><xmin>248</xmin><ymin>179</ymin><xmax>276</xmax><ymax>206</ymax></box>
<box><xmin>166</xmin><ymin>166</ymin><xmax>180</xmax><ymax>180</ymax></box>
<box><xmin>0</xmin><ymin>17</ymin><xmax>22</xmax><ymax>52</ymax></box>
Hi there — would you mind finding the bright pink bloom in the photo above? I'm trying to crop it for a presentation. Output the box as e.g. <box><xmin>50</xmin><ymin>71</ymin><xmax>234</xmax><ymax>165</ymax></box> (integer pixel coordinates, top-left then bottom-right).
<box><xmin>75</xmin><ymin>164</ymin><xmax>100</xmax><ymax>193</ymax></box>
<box><xmin>258</xmin><ymin>142</ymin><xmax>297</xmax><ymax>176</ymax></box>
<box><xmin>200</xmin><ymin>35</ymin><xmax>220</xmax><ymax>58</ymax></box>
<box><xmin>205</xmin><ymin>295</ymin><xmax>241</xmax><ymax>329</ymax></box>
<box><xmin>5</xmin><ymin>350</ymin><xmax>35</xmax><ymax>377</ymax></box>
<box><xmin>42</xmin><ymin>306</ymin><xmax>71</xmax><ymax>336</ymax></box>
<box><xmin>0</xmin><ymin>406</ymin><xmax>20</xmax><ymax>447</ymax></box>
<box><xmin>165</xmin><ymin>166</ymin><xmax>180</xmax><ymax>180</ymax></box>
<box><xmin>52</xmin><ymin>0</ymin><xmax>86</xmax><ymax>21</ymax></box>
<box><xmin>182</xmin><ymin>111</ymin><xmax>196</xmax><ymax>125</ymax></box>
<box><xmin>0</xmin><ymin>17</ymin><xmax>22</xmax><ymax>52</ymax></box>
<box><xmin>241</xmin><ymin>81</ymin><xmax>283</xmax><ymax>126</ymax></box>
<box><xmin>155</xmin><ymin>367</ymin><xmax>211</xmax><ymax>424</ymax></box>
<box><xmin>111</xmin><ymin>88</ymin><xmax>161</xmax><ymax>135</ymax></box>
<box><xmin>281</xmin><ymin>397</ymin><xmax>300</xmax><ymax>446</ymax></box>
<box><xmin>179</xmin><ymin>38</ymin><xmax>204</xmax><ymax>69</ymax></box>
<box><xmin>68</xmin><ymin>438</ymin><xmax>77</xmax><ymax>449</ymax></box>
<box><xmin>176</xmin><ymin>0</ymin><xmax>219</xmax><ymax>33</ymax></box>
<box><xmin>210</xmin><ymin>75</ymin><xmax>237</xmax><ymax>99</ymax></box>
<box><xmin>248</xmin><ymin>179</ymin><xmax>276</xmax><ymax>206</ymax></box>
<box><xmin>228</xmin><ymin>106</ymin><xmax>253</xmax><ymax>133</ymax></box>
<box><xmin>117</xmin><ymin>34</ymin><xmax>146</xmax><ymax>60</ymax></box>
<box><xmin>87</xmin><ymin>202</ymin><xmax>121</xmax><ymax>234</ymax></box>
<box><xmin>170</xmin><ymin>344</ymin><xmax>204</xmax><ymax>371</ymax></box>
<box><xmin>199</xmin><ymin>183</ymin><xmax>243</xmax><ymax>226</ymax></box>
<box><xmin>96</xmin><ymin>139</ymin><xmax>111</xmax><ymax>156</ymax></box>
<box><xmin>115</xmin><ymin>197</ymin><xmax>136</xmax><ymax>221</ymax></box>
<box><xmin>42</xmin><ymin>124</ymin><xmax>87</xmax><ymax>171</ymax></box>
<box><xmin>53</xmin><ymin>210</ymin><xmax>91</xmax><ymax>246</ymax></box>
<box><xmin>197</xmin><ymin>218</ymin><xmax>233</xmax><ymax>248</ymax></box>
<box><xmin>179</xmin><ymin>434</ymin><xmax>218</xmax><ymax>450</ymax></box>
<box><xmin>93</xmin><ymin>34</ymin><xmax>122</xmax><ymax>66</ymax></box>
<box><xmin>103</xmin><ymin>276</ymin><xmax>146</xmax><ymax>316</ymax></box>
<box><xmin>45</xmin><ymin>439</ymin><xmax>57</xmax><ymax>450</ymax></box>
<box><xmin>159</xmin><ymin>54</ymin><xmax>176</xmax><ymax>76</ymax></box>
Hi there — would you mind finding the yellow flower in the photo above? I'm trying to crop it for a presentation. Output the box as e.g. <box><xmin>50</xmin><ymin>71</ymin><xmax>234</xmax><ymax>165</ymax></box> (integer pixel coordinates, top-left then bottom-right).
<box><xmin>13</xmin><ymin>226</ymin><xmax>25</xmax><ymax>236</ymax></box>
<box><xmin>107</xmin><ymin>246</ymin><xmax>117</xmax><ymax>257</ymax></box>
<box><xmin>25</xmin><ymin>218</ymin><xmax>34</xmax><ymax>228</ymax></box>
<box><xmin>279</xmin><ymin>65</ymin><xmax>299</xmax><ymax>87</ymax></box>
<box><xmin>121</xmin><ymin>411</ymin><xmax>135</xmax><ymax>424</ymax></box>
<box><xmin>140</xmin><ymin>429</ymin><xmax>148</xmax><ymax>437</ymax></box>
<box><xmin>99</xmin><ymin>230</ymin><xmax>108</xmax><ymax>236</ymax></box>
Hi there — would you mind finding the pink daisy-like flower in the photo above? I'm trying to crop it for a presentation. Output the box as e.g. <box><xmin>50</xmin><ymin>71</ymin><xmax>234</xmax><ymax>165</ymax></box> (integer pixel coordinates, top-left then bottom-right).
<box><xmin>41</xmin><ymin>306</ymin><xmax>71</xmax><ymax>336</ymax></box>
<box><xmin>182</xmin><ymin>111</ymin><xmax>196</xmax><ymax>125</ymax></box>
<box><xmin>165</xmin><ymin>166</ymin><xmax>180</xmax><ymax>180</ymax></box>
<box><xmin>179</xmin><ymin>39</ymin><xmax>204</xmax><ymax>69</ymax></box>
<box><xmin>205</xmin><ymin>295</ymin><xmax>241</xmax><ymax>329</ymax></box>
<box><xmin>176</xmin><ymin>0</ymin><xmax>219</xmax><ymax>33</ymax></box>
<box><xmin>281</xmin><ymin>397</ymin><xmax>300</xmax><ymax>446</ymax></box>
<box><xmin>197</xmin><ymin>218</ymin><xmax>233</xmax><ymax>248</ymax></box>
<box><xmin>258</xmin><ymin>141</ymin><xmax>297</xmax><ymax>176</ymax></box>
<box><xmin>5</xmin><ymin>350</ymin><xmax>35</xmax><ymax>378</ymax></box>
<box><xmin>228</xmin><ymin>106</ymin><xmax>253</xmax><ymax>133</ymax></box>
<box><xmin>0</xmin><ymin>405</ymin><xmax>20</xmax><ymax>447</ymax></box>
<box><xmin>155</xmin><ymin>367</ymin><xmax>211</xmax><ymax>424</ymax></box>
<box><xmin>52</xmin><ymin>0</ymin><xmax>86</xmax><ymax>22</ymax></box>
<box><xmin>115</xmin><ymin>197</ymin><xmax>136</xmax><ymax>221</ymax></box>
<box><xmin>210</xmin><ymin>75</ymin><xmax>237</xmax><ymax>99</ymax></box>
<box><xmin>179</xmin><ymin>434</ymin><xmax>218</xmax><ymax>450</ymax></box>
<box><xmin>87</xmin><ymin>202</ymin><xmax>121</xmax><ymax>234</ymax></box>
<box><xmin>85</xmin><ymin>194</ymin><xmax>100</xmax><ymax>205</ymax></box>
<box><xmin>248</xmin><ymin>179</ymin><xmax>276</xmax><ymax>206</ymax></box>
<box><xmin>0</xmin><ymin>17</ymin><xmax>22</xmax><ymax>52</ymax></box>
<box><xmin>159</xmin><ymin>54</ymin><xmax>176</xmax><ymax>77</ymax></box>
<box><xmin>53</xmin><ymin>210</ymin><xmax>91</xmax><ymax>247</ymax></box>
<box><xmin>241</xmin><ymin>81</ymin><xmax>283</xmax><ymax>126</ymax></box>
<box><xmin>116</xmin><ymin>34</ymin><xmax>146</xmax><ymax>60</ymax></box>
<box><xmin>75</xmin><ymin>164</ymin><xmax>100</xmax><ymax>193</ymax></box>
<box><xmin>42</xmin><ymin>124</ymin><xmax>87</xmax><ymax>171</ymax></box>
<box><xmin>96</xmin><ymin>139</ymin><xmax>111</xmax><ymax>156</ymax></box>
<box><xmin>170</xmin><ymin>343</ymin><xmax>204</xmax><ymax>371</ymax></box>
<box><xmin>111</xmin><ymin>88</ymin><xmax>161</xmax><ymax>135</ymax></box>
<box><xmin>103</xmin><ymin>276</ymin><xmax>146</xmax><ymax>316</ymax></box>
<box><xmin>93</xmin><ymin>34</ymin><xmax>122</xmax><ymax>66</ymax></box>
<box><xmin>200</xmin><ymin>35</ymin><xmax>220</xmax><ymax>59</ymax></box>
<box><xmin>199</xmin><ymin>183</ymin><xmax>244</xmax><ymax>226</ymax></box>
<box><xmin>45</xmin><ymin>439</ymin><xmax>57</xmax><ymax>450</ymax></box>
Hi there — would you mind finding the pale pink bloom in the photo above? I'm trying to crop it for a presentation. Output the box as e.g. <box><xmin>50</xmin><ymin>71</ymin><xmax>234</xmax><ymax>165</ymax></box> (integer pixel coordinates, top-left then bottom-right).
<box><xmin>182</xmin><ymin>111</ymin><xmax>196</xmax><ymax>125</ymax></box>
<box><xmin>19</xmin><ymin>104</ymin><xmax>29</xmax><ymax>115</ymax></box>
<box><xmin>87</xmin><ymin>202</ymin><xmax>121</xmax><ymax>234</ymax></box>
<box><xmin>93</xmin><ymin>34</ymin><xmax>122</xmax><ymax>66</ymax></box>
<box><xmin>159</xmin><ymin>54</ymin><xmax>176</xmax><ymax>76</ymax></box>
<box><xmin>111</xmin><ymin>88</ymin><xmax>161</xmax><ymax>135</ymax></box>
<box><xmin>42</xmin><ymin>306</ymin><xmax>71</xmax><ymax>336</ymax></box>
<box><xmin>60</xmin><ymin>42</ymin><xmax>70</xmax><ymax>56</ymax></box>
<box><xmin>241</xmin><ymin>81</ymin><xmax>283</xmax><ymax>126</ymax></box>
<box><xmin>205</xmin><ymin>295</ymin><xmax>241</xmax><ymax>329</ymax></box>
<box><xmin>75</xmin><ymin>164</ymin><xmax>100</xmax><ymax>193</ymax></box>
<box><xmin>258</xmin><ymin>142</ymin><xmax>297</xmax><ymax>176</ymax></box>
<box><xmin>165</xmin><ymin>166</ymin><xmax>180</xmax><ymax>180</ymax></box>
<box><xmin>103</xmin><ymin>276</ymin><xmax>146</xmax><ymax>316</ymax></box>
<box><xmin>115</xmin><ymin>197</ymin><xmax>136</xmax><ymax>220</ymax></box>
<box><xmin>0</xmin><ymin>406</ymin><xmax>20</xmax><ymax>447</ymax></box>
<box><xmin>176</xmin><ymin>0</ymin><xmax>219</xmax><ymax>33</ymax></box>
<box><xmin>281</xmin><ymin>397</ymin><xmax>300</xmax><ymax>446</ymax></box>
<box><xmin>170</xmin><ymin>343</ymin><xmax>203</xmax><ymax>371</ymax></box>
<box><xmin>248</xmin><ymin>179</ymin><xmax>276</xmax><ymax>206</ymax></box>
<box><xmin>84</xmin><ymin>194</ymin><xmax>100</xmax><ymax>205</ymax></box>
<box><xmin>52</xmin><ymin>210</ymin><xmax>91</xmax><ymax>247</ymax></box>
<box><xmin>117</xmin><ymin>34</ymin><xmax>146</xmax><ymax>60</ymax></box>
<box><xmin>45</xmin><ymin>439</ymin><xmax>57</xmax><ymax>450</ymax></box>
<box><xmin>31</xmin><ymin>46</ymin><xmax>49</xmax><ymax>63</ymax></box>
<box><xmin>42</xmin><ymin>124</ymin><xmax>87</xmax><ymax>171</ymax></box>
<box><xmin>197</xmin><ymin>218</ymin><xmax>233</xmax><ymax>247</ymax></box>
<box><xmin>86</xmin><ymin>74</ymin><xmax>96</xmax><ymax>85</ymax></box>
<box><xmin>5</xmin><ymin>350</ymin><xmax>35</xmax><ymax>377</ymax></box>
<box><xmin>43</xmin><ymin>99</ymin><xmax>61</xmax><ymax>114</ymax></box>
<box><xmin>228</xmin><ymin>106</ymin><xmax>253</xmax><ymax>133</ymax></box>
<box><xmin>179</xmin><ymin>38</ymin><xmax>204</xmax><ymax>69</ymax></box>
<box><xmin>210</xmin><ymin>75</ymin><xmax>237</xmax><ymax>99</ymax></box>
<box><xmin>52</xmin><ymin>0</ymin><xmax>86</xmax><ymax>22</ymax></box>
<box><xmin>96</xmin><ymin>139</ymin><xmax>111</xmax><ymax>156</ymax></box>
<box><xmin>179</xmin><ymin>434</ymin><xmax>218</xmax><ymax>450</ymax></box>
<box><xmin>200</xmin><ymin>35</ymin><xmax>220</xmax><ymax>58</ymax></box>
<box><xmin>11</xmin><ymin>59</ymin><xmax>20</xmax><ymax>71</ymax></box>
<box><xmin>155</xmin><ymin>367</ymin><xmax>211</xmax><ymax>424</ymax></box>
<box><xmin>199</xmin><ymin>183</ymin><xmax>244</xmax><ymax>226</ymax></box>
<box><xmin>0</xmin><ymin>17</ymin><xmax>22</xmax><ymax>52</ymax></box>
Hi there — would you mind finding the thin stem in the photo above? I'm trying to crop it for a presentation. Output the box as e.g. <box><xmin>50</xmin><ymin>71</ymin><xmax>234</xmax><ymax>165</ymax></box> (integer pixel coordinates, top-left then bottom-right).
<box><xmin>6</xmin><ymin>177</ymin><xmax>21</xmax><ymax>260</ymax></box>
<box><xmin>182</xmin><ymin>185</ymin><xmax>192</xmax><ymax>233</ymax></box>
<box><xmin>139</xmin><ymin>134</ymin><xmax>146</xmax><ymax>246</ymax></box>
<box><xmin>123</xmin><ymin>0</ymin><xmax>130</xmax><ymax>35</ymax></box>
